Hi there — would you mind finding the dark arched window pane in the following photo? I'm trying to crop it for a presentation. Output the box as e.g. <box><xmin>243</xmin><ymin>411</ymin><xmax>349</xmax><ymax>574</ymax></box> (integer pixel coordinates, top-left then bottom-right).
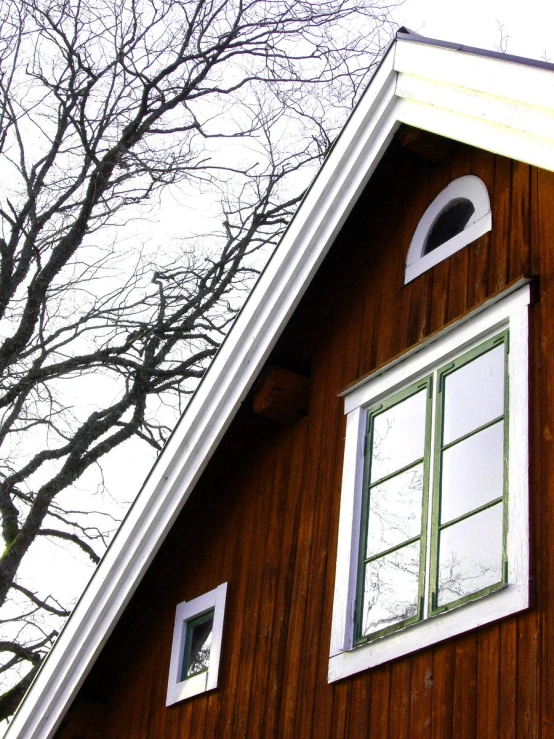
<box><xmin>423</xmin><ymin>198</ymin><xmax>475</xmax><ymax>254</ymax></box>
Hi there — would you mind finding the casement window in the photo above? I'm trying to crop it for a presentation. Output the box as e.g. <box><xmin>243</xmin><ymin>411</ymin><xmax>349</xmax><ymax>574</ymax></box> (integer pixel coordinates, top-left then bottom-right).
<box><xmin>166</xmin><ymin>583</ymin><xmax>227</xmax><ymax>705</ymax></box>
<box><xmin>405</xmin><ymin>176</ymin><xmax>492</xmax><ymax>284</ymax></box>
<box><xmin>329</xmin><ymin>283</ymin><xmax>530</xmax><ymax>683</ymax></box>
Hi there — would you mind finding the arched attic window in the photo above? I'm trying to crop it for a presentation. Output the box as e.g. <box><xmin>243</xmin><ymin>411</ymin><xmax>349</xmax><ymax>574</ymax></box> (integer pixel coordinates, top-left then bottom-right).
<box><xmin>405</xmin><ymin>175</ymin><xmax>492</xmax><ymax>284</ymax></box>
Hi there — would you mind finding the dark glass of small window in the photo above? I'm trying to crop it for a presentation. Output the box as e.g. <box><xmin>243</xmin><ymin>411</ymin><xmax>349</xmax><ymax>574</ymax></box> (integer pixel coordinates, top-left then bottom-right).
<box><xmin>181</xmin><ymin>610</ymin><xmax>214</xmax><ymax>680</ymax></box>
<box><xmin>423</xmin><ymin>198</ymin><xmax>475</xmax><ymax>254</ymax></box>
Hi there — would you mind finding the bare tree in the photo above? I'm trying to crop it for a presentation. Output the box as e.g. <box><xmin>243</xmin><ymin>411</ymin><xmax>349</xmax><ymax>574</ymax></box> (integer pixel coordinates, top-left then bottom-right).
<box><xmin>0</xmin><ymin>0</ymin><xmax>397</xmax><ymax>720</ymax></box>
<box><xmin>496</xmin><ymin>21</ymin><xmax>509</xmax><ymax>53</ymax></box>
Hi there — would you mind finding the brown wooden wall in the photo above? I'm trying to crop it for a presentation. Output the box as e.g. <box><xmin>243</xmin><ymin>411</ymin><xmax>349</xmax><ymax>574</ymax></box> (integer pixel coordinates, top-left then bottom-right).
<box><xmin>58</xmin><ymin>134</ymin><xmax>554</xmax><ymax>738</ymax></box>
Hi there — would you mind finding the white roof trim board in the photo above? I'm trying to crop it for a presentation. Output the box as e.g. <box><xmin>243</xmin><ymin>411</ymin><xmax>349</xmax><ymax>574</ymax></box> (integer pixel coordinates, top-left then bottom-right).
<box><xmin>8</xmin><ymin>33</ymin><xmax>554</xmax><ymax>738</ymax></box>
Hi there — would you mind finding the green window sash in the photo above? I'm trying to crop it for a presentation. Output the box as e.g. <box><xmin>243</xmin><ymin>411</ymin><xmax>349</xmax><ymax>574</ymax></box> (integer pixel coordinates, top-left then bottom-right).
<box><xmin>355</xmin><ymin>377</ymin><xmax>433</xmax><ymax>644</ymax></box>
<box><xmin>355</xmin><ymin>331</ymin><xmax>509</xmax><ymax>644</ymax></box>
<box><xmin>429</xmin><ymin>331</ymin><xmax>509</xmax><ymax>615</ymax></box>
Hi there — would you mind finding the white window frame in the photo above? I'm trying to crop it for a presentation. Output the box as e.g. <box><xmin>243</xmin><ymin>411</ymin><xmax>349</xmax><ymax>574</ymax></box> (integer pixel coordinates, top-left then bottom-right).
<box><xmin>329</xmin><ymin>283</ymin><xmax>530</xmax><ymax>684</ymax></box>
<box><xmin>166</xmin><ymin>582</ymin><xmax>227</xmax><ymax>705</ymax></box>
<box><xmin>405</xmin><ymin>175</ymin><xmax>492</xmax><ymax>284</ymax></box>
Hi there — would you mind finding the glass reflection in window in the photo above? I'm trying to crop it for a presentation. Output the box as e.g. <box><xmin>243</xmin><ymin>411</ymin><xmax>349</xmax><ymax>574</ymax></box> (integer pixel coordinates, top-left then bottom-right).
<box><xmin>182</xmin><ymin>610</ymin><xmax>214</xmax><ymax>680</ymax></box>
<box><xmin>356</xmin><ymin>333</ymin><xmax>508</xmax><ymax>644</ymax></box>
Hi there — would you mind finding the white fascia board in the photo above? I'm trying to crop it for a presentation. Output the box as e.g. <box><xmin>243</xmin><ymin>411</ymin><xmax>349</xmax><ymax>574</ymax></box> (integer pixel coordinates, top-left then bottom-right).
<box><xmin>395</xmin><ymin>39</ymin><xmax>554</xmax><ymax>114</ymax></box>
<box><xmin>396</xmin><ymin>73</ymin><xmax>554</xmax><ymax>144</ymax></box>
<box><xmin>5</xmin><ymin>45</ymin><xmax>401</xmax><ymax>739</ymax></box>
<box><xmin>396</xmin><ymin>97</ymin><xmax>554</xmax><ymax>173</ymax></box>
<box><xmin>393</xmin><ymin>40</ymin><xmax>554</xmax><ymax>173</ymax></box>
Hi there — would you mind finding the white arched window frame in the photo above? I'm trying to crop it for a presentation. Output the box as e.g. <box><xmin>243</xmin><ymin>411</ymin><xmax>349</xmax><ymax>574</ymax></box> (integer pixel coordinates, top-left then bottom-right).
<box><xmin>405</xmin><ymin>175</ymin><xmax>492</xmax><ymax>284</ymax></box>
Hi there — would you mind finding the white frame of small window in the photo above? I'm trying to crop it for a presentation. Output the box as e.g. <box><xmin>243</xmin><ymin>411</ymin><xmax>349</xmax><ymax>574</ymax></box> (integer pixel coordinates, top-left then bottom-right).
<box><xmin>405</xmin><ymin>175</ymin><xmax>492</xmax><ymax>284</ymax></box>
<box><xmin>329</xmin><ymin>283</ymin><xmax>530</xmax><ymax>684</ymax></box>
<box><xmin>166</xmin><ymin>582</ymin><xmax>227</xmax><ymax>705</ymax></box>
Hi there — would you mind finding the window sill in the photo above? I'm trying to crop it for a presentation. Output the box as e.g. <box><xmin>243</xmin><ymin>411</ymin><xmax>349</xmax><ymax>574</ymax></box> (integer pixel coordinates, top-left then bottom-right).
<box><xmin>328</xmin><ymin>582</ymin><xmax>528</xmax><ymax>682</ymax></box>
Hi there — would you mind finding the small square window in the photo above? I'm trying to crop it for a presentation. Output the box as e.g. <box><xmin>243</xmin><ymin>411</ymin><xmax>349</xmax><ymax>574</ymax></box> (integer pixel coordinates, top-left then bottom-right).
<box><xmin>329</xmin><ymin>284</ymin><xmax>530</xmax><ymax>683</ymax></box>
<box><xmin>166</xmin><ymin>583</ymin><xmax>227</xmax><ymax>706</ymax></box>
<box><xmin>182</xmin><ymin>610</ymin><xmax>214</xmax><ymax>679</ymax></box>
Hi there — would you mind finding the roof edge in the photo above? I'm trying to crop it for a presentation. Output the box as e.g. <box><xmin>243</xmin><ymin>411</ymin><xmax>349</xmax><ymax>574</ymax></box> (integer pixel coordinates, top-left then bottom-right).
<box><xmin>396</xmin><ymin>28</ymin><xmax>554</xmax><ymax>74</ymax></box>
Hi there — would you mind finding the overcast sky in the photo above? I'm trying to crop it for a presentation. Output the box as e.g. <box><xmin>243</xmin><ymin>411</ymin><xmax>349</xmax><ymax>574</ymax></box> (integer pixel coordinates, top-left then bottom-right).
<box><xmin>6</xmin><ymin>4</ymin><xmax>553</xmax><ymax>718</ymax></box>
<box><xmin>23</xmin><ymin>0</ymin><xmax>554</xmax><ymax>615</ymax></box>
<box><xmin>395</xmin><ymin>0</ymin><xmax>554</xmax><ymax>61</ymax></box>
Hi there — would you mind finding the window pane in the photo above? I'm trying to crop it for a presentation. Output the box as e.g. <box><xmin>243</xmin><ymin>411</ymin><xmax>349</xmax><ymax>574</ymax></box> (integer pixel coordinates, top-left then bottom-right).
<box><xmin>442</xmin><ymin>344</ymin><xmax>504</xmax><ymax>445</ymax></box>
<box><xmin>366</xmin><ymin>464</ymin><xmax>424</xmax><ymax>558</ymax></box>
<box><xmin>440</xmin><ymin>421</ymin><xmax>504</xmax><ymax>524</ymax></box>
<box><xmin>183</xmin><ymin>612</ymin><xmax>214</xmax><ymax>679</ymax></box>
<box><xmin>370</xmin><ymin>389</ymin><xmax>427</xmax><ymax>483</ymax></box>
<box><xmin>437</xmin><ymin>503</ymin><xmax>503</xmax><ymax>607</ymax></box>
<box><xmin>361</xmin><ymin>541</ymin><xmax>420</xmax><ymax>636</ymax></box>
<box><xmin>424</xmin><ymin>198</ymin><xmax>476</xmax><ymax>254</ymax></box>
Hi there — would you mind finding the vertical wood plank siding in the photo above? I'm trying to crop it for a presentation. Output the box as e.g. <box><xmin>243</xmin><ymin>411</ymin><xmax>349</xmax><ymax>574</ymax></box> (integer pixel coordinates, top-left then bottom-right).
<box><xmin>60</xmin><ymin>139</ymin><xmax>554</xmax><ymax>738</ymax></box>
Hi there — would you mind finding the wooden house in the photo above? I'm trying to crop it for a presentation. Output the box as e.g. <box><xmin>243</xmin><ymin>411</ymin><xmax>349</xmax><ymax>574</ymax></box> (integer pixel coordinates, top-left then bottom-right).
<box><xmin>8</xmin><ymin>30</ymin><xmax>554</xmax><ymax>738</ymax></box>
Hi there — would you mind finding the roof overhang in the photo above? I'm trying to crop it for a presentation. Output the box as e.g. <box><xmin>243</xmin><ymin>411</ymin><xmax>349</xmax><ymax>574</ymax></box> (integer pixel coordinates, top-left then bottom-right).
<box><xmin>7</xmin><ymin>33</ymin><xmax>554</xmax><ymax>738</ymax></box>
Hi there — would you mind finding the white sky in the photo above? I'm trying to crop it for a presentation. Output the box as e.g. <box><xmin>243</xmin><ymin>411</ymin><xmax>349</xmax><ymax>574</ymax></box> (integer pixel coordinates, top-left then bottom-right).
<box><xmin>396</xmin><ymin>0</ymin><xmax>554</xmax><ymax>61</ymax></box>
<box><xmin>3</xmin><ymin>1</ymin><xmax>553</xmax><ymax>722</ymax></box>
<box><xmin>27</xmin><ymin>0</ymin><xmax>554</xmax><ymax>622</ymax></box>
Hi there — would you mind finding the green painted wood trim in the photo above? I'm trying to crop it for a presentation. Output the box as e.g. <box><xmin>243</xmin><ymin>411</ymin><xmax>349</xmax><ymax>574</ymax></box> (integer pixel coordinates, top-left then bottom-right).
<box><xmin>355</xmin><ymin>329</ymin><xmax>510</xmax><ymax>643</ymax></box>
<box><xmin>354</xmin><ymin>376</ymin><xmax>432</xmax><ymax>645</ymax></box>
<box><xmin>429</xmin><ymin>332</ymin><xmax>509</xmax><ymax>616</ymax></box>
